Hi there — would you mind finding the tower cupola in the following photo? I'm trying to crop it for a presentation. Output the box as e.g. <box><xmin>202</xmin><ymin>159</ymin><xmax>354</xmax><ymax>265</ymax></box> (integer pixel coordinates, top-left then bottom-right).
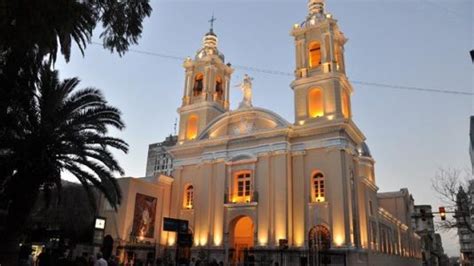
<box><xmin>178</xmin><ymin>16</ymin><xmax>234</xmax><ymax>143</ymax></box>
<box><xmin>308</xmin><ymin>0</ymin><xmax>325</xmax><ymax>17</ymax></box>
<box><xmin>290</xmin><ymin>0</ymin><xmax>353</xmax><ymax>125</ymax></box>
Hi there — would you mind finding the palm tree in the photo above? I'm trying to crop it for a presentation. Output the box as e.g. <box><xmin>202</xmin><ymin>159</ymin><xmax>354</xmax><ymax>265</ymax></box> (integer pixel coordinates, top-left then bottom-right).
<box><xmin>0</xmin><ymin>0</ymin><xmax>152</xmax><ymax>63</ymax></box>
<box><xmin>0</xmin><ymin>65</ymin><xmax>128</xmax><ymax>262</ymax></box>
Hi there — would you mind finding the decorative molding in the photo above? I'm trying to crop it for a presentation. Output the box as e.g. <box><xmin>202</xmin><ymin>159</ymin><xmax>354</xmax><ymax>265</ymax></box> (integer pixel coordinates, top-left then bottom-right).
<box><xmin>360</xmin><ymin>177</ymin><xmax>378</xmax><ymax>192</ymax></box>
<box><xmin>225</xmin><ymin>157</ymin><xmax>257</xmax><ymax>166</ymax></box>
<box><xmin>173</xmin><ymin>137</ymin><xmax>361</xmax><ymax>167</ymax></box>
<box><xmin>291</xmin><ymin>136</ymin><xmax>356</xmax><ymax>152</ymax></box>
<box><xmin>272</xmin><ymin>150</ymin><xmax>287</xmax><ymax>156</ymax></box>
<box><xmin>291</xmin><ymin>150</ymin><xmax>306</xmax><ymax>156</ymax></box>
<box><xmin>178</xmin><ymin>101</ymin><xmax>225</xmax><ymax>114</ymax></box>
<box><xmin>157</xmin><ymin>175</ymin><xmax>174</xmax><ymax>185</ymax></box>
<box><xmin>174</xmin><ymin>141</ymin><xmax>291</xmax><ymax>167</ymax></box>
<box><xmin>224</xmin><ymin>202</ymin><xmax>258</xmax><ymax>208</ymax></box>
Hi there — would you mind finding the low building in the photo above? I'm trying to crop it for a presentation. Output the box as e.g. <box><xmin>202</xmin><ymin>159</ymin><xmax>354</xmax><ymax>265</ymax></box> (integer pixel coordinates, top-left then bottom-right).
<box><xmin>98</xmin><ymin>175</ymin><xmax>174</xmax><ymax>264</ymax></box>
<box><xmin>376</xmin><ymin>189</ymin><xmax>422</xmax><ymax>258</ymax></box>
<box><xmin>145</xmin><ymin>135</ymin><xmax>177</xmax><ymax>177</ymax></box>
<box><xmin>412</xmin><ymin>205</ymin><xmax>446</xmax><ymax>265</ymax></box>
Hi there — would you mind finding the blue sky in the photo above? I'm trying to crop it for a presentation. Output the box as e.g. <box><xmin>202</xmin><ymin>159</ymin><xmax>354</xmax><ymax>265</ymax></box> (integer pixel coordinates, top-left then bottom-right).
<box><xmin>56</xmin><ymin>0</ymin><xmax>473</xmax><ymax>256</ymax></box>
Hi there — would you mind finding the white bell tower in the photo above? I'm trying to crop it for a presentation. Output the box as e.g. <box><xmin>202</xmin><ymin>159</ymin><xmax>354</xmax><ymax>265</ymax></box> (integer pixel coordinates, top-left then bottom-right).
<box><xmin>178</xmin><ymin>17</ymin><xmax>234</xmax><ymax>142</ymax></box>
<box><xmin>290</xmin><ymin>0</ymin><xmax>353</xmax><ymax>125</ymax></box>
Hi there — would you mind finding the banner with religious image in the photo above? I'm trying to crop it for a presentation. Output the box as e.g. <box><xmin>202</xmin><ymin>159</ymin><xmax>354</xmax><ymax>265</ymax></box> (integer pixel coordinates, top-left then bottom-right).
<box><xmin>132</xmin><ymin>193</ymin><xmax>157</xmax><ymax>238</ymax></box>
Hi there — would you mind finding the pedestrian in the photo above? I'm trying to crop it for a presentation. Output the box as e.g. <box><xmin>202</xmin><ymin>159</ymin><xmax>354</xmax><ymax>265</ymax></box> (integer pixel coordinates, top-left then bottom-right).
<box><xmin>75</xmin><ymin>252</ymin><xmax>88</xmax><ymax>266</ymax></box>
<box><xmin>108</xmin><ymin>255</ymin><xmax>118</xmax><ymax>266</ymax></box>
<box><xmin>37</xmin><ymin>248</ymin><xmax>51</xmax><ymax>266</ymax></box>
<box><xmin>94</xmin><ymin>252</ymin><xmax>108</xmax><ymax>266</ymax></box>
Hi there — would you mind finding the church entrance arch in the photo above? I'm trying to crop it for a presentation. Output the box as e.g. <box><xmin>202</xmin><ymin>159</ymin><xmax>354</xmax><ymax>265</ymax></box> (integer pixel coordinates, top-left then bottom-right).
<box><xmin>230</xmin><ymin>216</ymin><xmax>254</xmax><ymax>264</ymax></box>
<box><xmin>308</xmin><ymin>225</ymin><xmax>331</xmax><ymax>265</ymax></box>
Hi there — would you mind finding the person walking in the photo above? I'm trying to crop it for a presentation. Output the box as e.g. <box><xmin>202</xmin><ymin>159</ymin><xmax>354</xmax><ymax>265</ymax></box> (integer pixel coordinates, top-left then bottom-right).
<box><xmin>94</xmin><ymin>252</ymin><xmax>108</xmax><ymax>266</ymax></box>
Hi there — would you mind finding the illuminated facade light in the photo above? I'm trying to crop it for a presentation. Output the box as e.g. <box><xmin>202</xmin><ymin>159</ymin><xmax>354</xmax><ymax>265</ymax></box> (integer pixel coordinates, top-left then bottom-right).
<box><xmin>168</xmin><ymin>234</ymin><xmax>176</xmax><ymax>246</ymax></box>
<box><xmin>334</xmin><ymin>235</ymin><xmax>345</xmax><ymax>246</ymax></box>
<box><xmin>213</xmin><ymin>235</ymin><xmax>222</xmax><ymax>246</ymax></box>
<box><xmin>200</xmin><ymin>236</ymin><xmax>208</xmax><ymax>246</ymax></box>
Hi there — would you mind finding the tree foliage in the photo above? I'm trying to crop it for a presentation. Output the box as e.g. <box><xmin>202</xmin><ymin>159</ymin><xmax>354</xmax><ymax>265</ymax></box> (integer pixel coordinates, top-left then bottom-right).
<box><xmin>0</xmin><ymin>0</ymin><xmax>152</xmax><ymax>64</ymax></box>
<box><xmin>0</xmin><ymin>0</ymin><xmax>151</xmax><ymax>216</ymax></box>
<box><xmin>28</xmin><ymin>181</ymin><xmax>97</xmax><ymax>244</ymax></box>
<box><xmin>432</xmin><ymin>168</ymin><xmax>473</xmax><ymax>233</ymax></box>
<box><xmin>1</xmin><ymin>66</ymin><xmax>128</xmax><ymax>231</ymax></box>
<box><xmin>0</xmin><ymin>0</ymin><xmax>151</xmax><ymax>261</ymax></box>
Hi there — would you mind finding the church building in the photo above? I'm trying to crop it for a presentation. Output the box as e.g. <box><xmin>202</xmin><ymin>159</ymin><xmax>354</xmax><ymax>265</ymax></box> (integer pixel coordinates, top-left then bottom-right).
<box><xmin>97</xmin><ymin>1</ymin><xmax>423</xmax><ymax>265</ymax></box>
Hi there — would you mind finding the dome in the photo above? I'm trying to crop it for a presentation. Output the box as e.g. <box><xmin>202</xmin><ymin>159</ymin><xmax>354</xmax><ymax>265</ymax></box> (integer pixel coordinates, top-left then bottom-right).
<box><xmin>205</xmin><ymin>30</ymin><xmax>217</xmax><ymax>37</ymax></box>
<box><xmin>195</xmin><ymin>47</ymin><xmax>225</xmax><ymax>62</ymax></box>
<box><xmin>195</xmin><ymin>30</ymin><xmax>225</xmax><ymax>62</ymax></box>
<box><xmin>359</xmin><ymin>142</ymin><xmax>372</xmax><ymax>157</ymax></box>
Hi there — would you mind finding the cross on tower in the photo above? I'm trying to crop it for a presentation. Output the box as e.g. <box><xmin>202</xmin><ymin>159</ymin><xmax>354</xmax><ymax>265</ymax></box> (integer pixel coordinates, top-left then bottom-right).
<box><xmin>209</xmin><ymin>14</ymin><xmax>217</xmax><ymax>31</ymax></box>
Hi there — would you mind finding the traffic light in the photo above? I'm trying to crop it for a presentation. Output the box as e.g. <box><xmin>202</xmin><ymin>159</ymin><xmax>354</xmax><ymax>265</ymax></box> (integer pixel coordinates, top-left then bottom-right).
<box><xmin>439</xmin><ymin>207</ymin><xmax>446</xmax><ymax>221</ymax></box>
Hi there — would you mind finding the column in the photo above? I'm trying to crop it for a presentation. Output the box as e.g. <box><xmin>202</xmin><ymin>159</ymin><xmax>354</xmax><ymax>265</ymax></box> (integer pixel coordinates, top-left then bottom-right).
<box><xmin>224</xmin><ymin>74</ymin><xmax>231</xmax><ymax>109</ymax></box>
<box><xmin>291</xmin><ymin>151</ymin><xmax>306</xmax><ymax>247</ymax></box>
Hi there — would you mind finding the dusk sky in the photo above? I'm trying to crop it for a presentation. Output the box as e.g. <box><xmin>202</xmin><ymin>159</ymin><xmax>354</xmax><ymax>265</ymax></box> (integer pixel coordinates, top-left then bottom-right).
<box><xmin>56</xmin><ymin>0</ymin><xmax>473</xmax><ymax>256</ymax></box>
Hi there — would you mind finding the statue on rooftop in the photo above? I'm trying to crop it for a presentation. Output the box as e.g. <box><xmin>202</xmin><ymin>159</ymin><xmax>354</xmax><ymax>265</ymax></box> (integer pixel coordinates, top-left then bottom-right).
<box><xmin>237</xmin><ymin>74</ymin><xmax>253</xmax><ymax>108</ymax></box>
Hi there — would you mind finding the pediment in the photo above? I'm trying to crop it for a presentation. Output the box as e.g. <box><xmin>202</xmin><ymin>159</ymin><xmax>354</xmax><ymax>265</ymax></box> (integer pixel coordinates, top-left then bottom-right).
<box><xmin>198</xmin><ymin>107</ymin><xmax>290</xmax><ymax>140</ymax></box>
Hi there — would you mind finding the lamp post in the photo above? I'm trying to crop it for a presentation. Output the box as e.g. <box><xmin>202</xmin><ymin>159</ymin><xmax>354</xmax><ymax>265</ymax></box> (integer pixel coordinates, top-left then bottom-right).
<box><xmin>92</xmin><ymin>217</ymin><xmax>106</xmax><ymax>256</ymax></box>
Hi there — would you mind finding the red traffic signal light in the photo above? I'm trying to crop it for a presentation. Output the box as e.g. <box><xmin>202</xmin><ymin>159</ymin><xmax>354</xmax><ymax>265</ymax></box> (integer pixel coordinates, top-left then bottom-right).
<box><xmin>439</xmin><ymin>207</ymin><xmax>446</xmax><ymax>221</ymax></box>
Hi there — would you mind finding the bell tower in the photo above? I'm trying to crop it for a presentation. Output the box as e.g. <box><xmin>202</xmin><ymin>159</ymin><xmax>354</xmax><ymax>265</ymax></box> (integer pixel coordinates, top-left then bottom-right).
<box><xmin>178</xmin><ymin>19</ymin><xmax>234</xmax><ymax>143</ymax></box>
<box><xmin>290</xmin><ymin>0</ymin><xmax>352</xmax><ymax>125</ymax></box>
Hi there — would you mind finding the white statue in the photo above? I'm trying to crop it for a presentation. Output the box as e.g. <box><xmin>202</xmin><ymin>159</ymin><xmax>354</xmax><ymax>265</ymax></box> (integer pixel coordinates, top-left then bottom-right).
<box><xmin>237</xmin><ymin>74</ymin><xmax>253</xmax><ymax>108</ymax></box>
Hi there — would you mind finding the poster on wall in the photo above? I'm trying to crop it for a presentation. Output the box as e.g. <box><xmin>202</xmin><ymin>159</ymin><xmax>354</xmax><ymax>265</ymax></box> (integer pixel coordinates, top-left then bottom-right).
<box><xmin>132</xmin><ymin>193</ymin><xmax>157</xmax><ymax>238</ymax></box>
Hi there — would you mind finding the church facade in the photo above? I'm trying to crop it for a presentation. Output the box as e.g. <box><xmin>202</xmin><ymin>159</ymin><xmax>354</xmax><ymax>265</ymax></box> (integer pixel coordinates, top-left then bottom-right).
<box><xmin>98</xmin><ymin>1</ymin><xmax>423</xmax><ymax>265</ymax></box>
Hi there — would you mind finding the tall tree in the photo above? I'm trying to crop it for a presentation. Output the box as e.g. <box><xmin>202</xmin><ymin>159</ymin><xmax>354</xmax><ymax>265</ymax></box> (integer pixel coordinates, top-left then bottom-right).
<box><xmin>0</xmin><ymin>0</ymin><xmax>152</xmax><ymax>169</ymax></box>
<box><xmin>0</xmin><ymin>0</ymin><xmax>151</xmax><ymax>262</ymax></box>
<box><xmin>0</xmin><ymin>0</ymin><xmax>152</xmax><ymax>65</ymax></box>
<box><xmin>432</xmin><ymin>168</ymin><xmax>473</xmax><ymax>233</ymax></box>
<box><xmin>0</xmin><ymin>66</ymin><xmax>129</xmax><ymax>262</ymax></box>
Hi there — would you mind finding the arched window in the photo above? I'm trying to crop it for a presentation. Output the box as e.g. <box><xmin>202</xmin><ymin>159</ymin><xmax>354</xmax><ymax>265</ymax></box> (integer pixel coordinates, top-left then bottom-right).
<box><xmin>186</xmin><ymin>115</ymin><xmax>198</xmax><ymax>140</ymax></box>
<box><xmin>309</xmin><ymin>42</ymin><xmax>321</xmax><ymax>68</ymax></box>
<box><xmin>342</xmin><ymin>90</ymin><xmax>350</xmax><ymax>118</ymax></box>
<box><xmin>312</xmin><ymin>172</ymin><xmax>325</xmax><ymax>202</ymax></box>
<box><xmin>233</xmin><ymin>171</ymin><xmax>251</xmax><ymax>203</ymax></box>
<box><xmin>308</xmin><ymin>88</ymin><xmax>324</xmax><ymax>118</ymax></box>
<box><xmin>215</xmin><ymin>76</ymin><xmax>223</xmax><ymax>100</ymax></box>
<box><xmin>193</xmin><ymin>73</ymin><xmax>204</xmax><ymax>96</ymax></box>
<box><xmin>184</xmin><ymin>185</ymin><xmax>194</xmax><ymax>209</ymax></box>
